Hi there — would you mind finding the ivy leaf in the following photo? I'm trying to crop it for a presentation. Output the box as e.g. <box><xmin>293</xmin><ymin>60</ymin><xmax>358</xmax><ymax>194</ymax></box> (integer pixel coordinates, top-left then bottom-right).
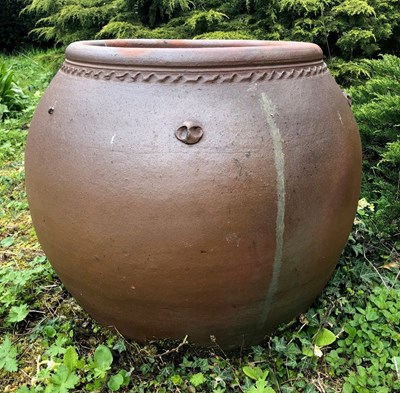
<box><xmin>112</xmin><ymin>339</ymin><xmax>126</xmax><ymax>353</ymax></box>
<box><xmin>8</xmin><ymin>304</ymin><xmax>29</xmax><ymax>323</ymax></box>
<box><xmin>0</xmin><ymin>336</ymin><xmax>18</xmax><ymax>372</ymax></box>
<box><xmin>314</xmin><ymin>328</ymin><xmax>336</xmax><ymax>347</ymax></box>
<box><xmin>64</xmin><ymin>346</ymin><xmax>79</xmax><ymax>371</ymax></box>
<box><xmin>190</xmin><ymin>372</ymin><xmax>206</xmax><ymax>387</ymax></box>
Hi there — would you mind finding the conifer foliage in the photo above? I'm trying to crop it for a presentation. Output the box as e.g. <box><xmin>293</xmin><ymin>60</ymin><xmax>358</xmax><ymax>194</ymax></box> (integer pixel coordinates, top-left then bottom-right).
<box><xmin>348</xmin><ymin>55</ymin><xmax>400</xmax><ymax>237</ymax></box>
<box><xmin>21</xmin><ymin>0</ymin><xmax>400</xmax><ymax>60</ymax></box>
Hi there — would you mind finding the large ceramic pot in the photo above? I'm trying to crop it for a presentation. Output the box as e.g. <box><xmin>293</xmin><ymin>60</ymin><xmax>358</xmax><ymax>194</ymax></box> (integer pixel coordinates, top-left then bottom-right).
<box><xmin>25</xmin><ymin>39</ymin><xmax>361</xmax><ymax>349</ymax></box>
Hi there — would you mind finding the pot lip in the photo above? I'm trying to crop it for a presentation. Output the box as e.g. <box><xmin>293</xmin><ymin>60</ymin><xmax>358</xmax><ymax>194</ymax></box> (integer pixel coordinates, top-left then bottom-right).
<box><xmin>65</xmin><ymin>39</ymin><xmax>323</xmax><ymax>69</ymax></box>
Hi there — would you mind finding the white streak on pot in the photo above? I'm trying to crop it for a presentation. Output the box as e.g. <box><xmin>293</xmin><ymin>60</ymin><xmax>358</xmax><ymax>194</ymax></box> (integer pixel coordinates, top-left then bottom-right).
<box><xmin>337</xmin><ymin>111</ymin><xmax>343</xmax><ymax>125</ymax></box>
<box><xmin>110</xmin><ymin>133</ymin><xmax>116</xmax><ymax>145</ymax></box>
<box><xmin>260</xmin><ymin>92</ymin><xmax>286</xmax><ymax>325</ymax></box>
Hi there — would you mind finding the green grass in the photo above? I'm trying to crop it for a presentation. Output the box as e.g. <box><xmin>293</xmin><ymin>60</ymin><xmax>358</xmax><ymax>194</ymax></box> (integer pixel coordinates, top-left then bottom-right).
<box><xmin>0</xmin><ymin>50</ymin><xmax>399</xmax><ymax>393</ymax></box>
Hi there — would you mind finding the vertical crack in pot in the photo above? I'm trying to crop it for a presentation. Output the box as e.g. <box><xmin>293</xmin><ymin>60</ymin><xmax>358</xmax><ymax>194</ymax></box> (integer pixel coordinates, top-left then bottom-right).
<box><xmin>260</xmin><ymin>92</ymin><xmax>286</xmax><ymax>325</ymax></box>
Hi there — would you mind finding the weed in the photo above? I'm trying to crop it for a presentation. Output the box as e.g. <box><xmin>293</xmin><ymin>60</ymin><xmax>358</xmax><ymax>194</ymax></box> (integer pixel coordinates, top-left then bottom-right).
<box><xmin>0</xmin><ymin>63</ymin><xmax>27</xmax><ymax>118</ymax></box>
<box><xmin>0</xmin><ymin>337</ymin><xmax>19</xmax><ymax>372</ymax></box>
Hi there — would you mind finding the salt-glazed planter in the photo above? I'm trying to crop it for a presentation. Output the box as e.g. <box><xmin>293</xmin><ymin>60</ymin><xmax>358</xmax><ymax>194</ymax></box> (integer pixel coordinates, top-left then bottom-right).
<box><xmin>25</xmin><ymin>39</ymin><xmax>361</xmax><ymax>349</ymax></box>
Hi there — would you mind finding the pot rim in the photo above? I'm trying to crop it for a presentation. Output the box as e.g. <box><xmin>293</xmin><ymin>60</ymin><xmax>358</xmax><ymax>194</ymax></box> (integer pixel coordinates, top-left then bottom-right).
<box><xmin>65</xmin><ymin>39</ymin><xmax>323</xmax><ymax>69</ymax></box>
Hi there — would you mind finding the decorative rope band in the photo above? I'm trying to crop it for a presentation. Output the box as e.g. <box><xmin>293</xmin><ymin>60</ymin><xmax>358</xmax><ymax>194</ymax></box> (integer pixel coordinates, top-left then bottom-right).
<box><xmin>60</xmin><ymin>62</ymin><xmax>328</xmax><ymax>84</ymax></box>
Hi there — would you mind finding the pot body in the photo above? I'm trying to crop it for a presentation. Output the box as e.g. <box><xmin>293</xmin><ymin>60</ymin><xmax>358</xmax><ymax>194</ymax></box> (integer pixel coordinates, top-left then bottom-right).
<box><xmin>25</xmin><ymin>40</ymin><xmax>361</xmax><ymax>349</ymax></box>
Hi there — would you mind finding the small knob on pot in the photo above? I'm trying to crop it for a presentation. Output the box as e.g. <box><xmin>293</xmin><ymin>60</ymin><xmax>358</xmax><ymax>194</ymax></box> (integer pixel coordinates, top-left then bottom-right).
<box><xmin>175</xmin><ymin>121</ymin><xmax>204</xmax><ymax>144</ymax></box>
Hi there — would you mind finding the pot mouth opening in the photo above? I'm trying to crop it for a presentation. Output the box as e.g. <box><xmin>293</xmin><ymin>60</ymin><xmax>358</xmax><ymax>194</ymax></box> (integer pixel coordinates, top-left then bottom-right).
<box><xmin>65</xmin><ymin>39</ymin><xmax>323</xmax><ymax>70</ymax></box>
<box><xmin>81</xmin><ymin>39</ymin><xmax>303</xmax><ymax>49</ymax></box>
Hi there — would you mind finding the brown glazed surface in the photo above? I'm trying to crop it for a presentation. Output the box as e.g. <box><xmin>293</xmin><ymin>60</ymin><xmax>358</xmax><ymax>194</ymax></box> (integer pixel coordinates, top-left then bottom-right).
<box><xmin>25</xmin><ymin>39</ymin><xmax>361</xmax><ymax>349</ymax></box>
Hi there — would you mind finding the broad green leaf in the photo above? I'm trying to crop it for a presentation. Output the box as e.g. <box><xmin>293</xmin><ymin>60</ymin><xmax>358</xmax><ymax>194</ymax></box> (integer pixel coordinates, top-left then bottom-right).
<box><xmin>64</xmin><ymin>346</ymin><xmax>79</xmax><ymax>371</ymax></box>
<box><xmin>302</xmin><ymin>345</ymin><xmax>314</xmax><ymax>357</ymax></box>
<box><xmin>314</xmin><ymin>328</ymin><xmax>336</xmax><ymax>347</ymax></box>
<box><xmin>344</xmin><ymin>324</ymin><xmax>357</xmax><ymax>339</ymax></box>
<box><xmin>190</xmin><ymin>372</ymin><xmax>206</xmax><ymax>387</ymax></box>
<box><xmin>118</xmin><ymin>369</ymin><xmax>131</xmax><ymax>387</ymax></box>
<box><xmin>243</xmin><ymin>366</ymin><xmax>265</xmax><ymax>381</ymax></box>
<box><xmin>365</xmin><ymin>304</ymin><xmax>379</xmax><ymax>321</ymax></box>
<box><xmin>94</xmin><ymin>345</ymin><xmax>113</xmax><ymax>371</ymax></box>
<box><xmin>108</xmin><ymin>373</ymin><xmax>124</xmax><ymax>391</ymax></box>
<box><xmin>1</xmin><ymin>236</ymin><xmax>14</xmax><ymax>248</ymax></box>
<box><xmin>343</xmin><ymin>382</ymin><xmax>353</xmax><ymax>393</ymax></box>
<box><xmin>44</xmin><ymin>326</ymin><xmax>57</xmax><ymax>338</ymax></box>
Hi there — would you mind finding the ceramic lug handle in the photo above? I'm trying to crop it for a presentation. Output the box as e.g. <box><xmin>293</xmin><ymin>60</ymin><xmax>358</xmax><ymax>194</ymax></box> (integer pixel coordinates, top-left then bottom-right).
<box><xmin>175</xmin><ymin>121</ymin><xmax>204</xmax><ymax>144</ymax></box>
